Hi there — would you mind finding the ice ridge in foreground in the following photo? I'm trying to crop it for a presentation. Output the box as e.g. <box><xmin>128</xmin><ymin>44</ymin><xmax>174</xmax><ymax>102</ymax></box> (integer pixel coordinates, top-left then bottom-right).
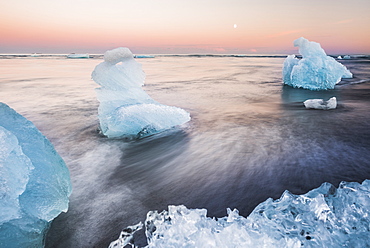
<box><xmin>91</xmin><ymin>47</ymin><xmax>190</xmax><ymax>138</ymax></box>
<box><xmin>283</xmin><ymin>37</ymin><xmax>352</xmax><ymax>90</ymax></box>
<box><xmin>0</xmin><ymin>103</ymin><xmax>72</xmax><ymax>248</ymax></box>
<box><xmin>110</xmin><ymin>180</ymin><xmax>370</xmax><ymax>248</ymax></box>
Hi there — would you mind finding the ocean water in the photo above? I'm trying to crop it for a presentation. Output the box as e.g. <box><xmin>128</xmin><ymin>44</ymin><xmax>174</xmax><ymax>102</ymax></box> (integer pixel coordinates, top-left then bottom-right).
<box><xmin>1</xmin><ymin>55</ymin><xmax>370</xmax><ymax>247</ymax></box>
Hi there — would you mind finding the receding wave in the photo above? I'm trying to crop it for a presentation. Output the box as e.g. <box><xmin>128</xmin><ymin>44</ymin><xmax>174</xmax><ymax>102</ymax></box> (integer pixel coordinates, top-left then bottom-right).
<box><xmin>337</xmin><ymin>78</ymin><xmax>370</xmax><ymax>86</ymax></box>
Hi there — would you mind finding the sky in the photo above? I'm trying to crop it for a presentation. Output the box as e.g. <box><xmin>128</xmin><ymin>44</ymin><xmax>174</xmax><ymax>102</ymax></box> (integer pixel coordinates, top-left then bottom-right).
<box><xmin>0</xmin><ymin>0</ymin><xmax>369</xmax><ymax>54</ymax></box>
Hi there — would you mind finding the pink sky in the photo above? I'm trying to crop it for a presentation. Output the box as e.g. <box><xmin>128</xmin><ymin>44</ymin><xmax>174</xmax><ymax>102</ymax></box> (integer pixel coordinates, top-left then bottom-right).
<box><xmin>1</xmin><ymin>0</ymin><xmax>369</xmax><ymax>54</ymax></box>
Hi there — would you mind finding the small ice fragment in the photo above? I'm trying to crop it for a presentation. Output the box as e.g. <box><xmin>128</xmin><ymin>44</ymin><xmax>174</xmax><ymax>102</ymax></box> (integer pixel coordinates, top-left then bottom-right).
<box><xmin>304</xmin><ymin>97</ymin><xmax>337</xmax><ymax>110</ymax></box>
<box><xmin>108</xmin><ymin>222</ymin><xmax>143</xmax><ymax>248</ymax></box>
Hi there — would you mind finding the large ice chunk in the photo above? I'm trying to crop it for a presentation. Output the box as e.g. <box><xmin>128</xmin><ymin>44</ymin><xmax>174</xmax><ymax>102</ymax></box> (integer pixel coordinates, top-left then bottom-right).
<box><xmin>304</xmin><ymin>97</ymin><xmax>337</xmax><ymax>110</ymax></box>
<box><xmin>283</xmin><ymin>37</ymin><xmax>352</xmax><ymax>90</ymax></box>
<box><xmin>0</xmin><ymin>103</ymin><xmax>72</xmax><ymax>248</ymax></box>
<box><xmin>92</xmin><ymin>47</ymin><xmax>190</xmax><ymax>138</ymax></box>
<box><xmin>110</xmin><ymin>180</ymin><xmax>370</xmax><ymax>247</ymax></box>
<box><xmin>0</xmin><ymin>126</ymin><xmax>33</xmax><ymax>225</ymax></box>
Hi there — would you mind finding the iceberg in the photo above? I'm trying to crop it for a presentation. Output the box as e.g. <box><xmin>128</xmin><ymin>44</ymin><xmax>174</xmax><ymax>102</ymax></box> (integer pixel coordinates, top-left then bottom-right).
<box><xmin>304</xmin><ymin>97</ymin><xmax>337</xmax><ymax>110</ymax></box>
<box><xmin>92</xmin><ymin>47</ymin><xmax>190</xmax><ymax>138</ymax></box>
<box><xmin>67</xmin><ymin>53</ymin><xmax>90</xmax><ymax>59</ymax></box>
<box><xmin>0</xmin><ymin>103</ymin><xmax>72</xmax><ymax>248</ymax></box>
<box><xmin>134</xmin><ymin>55</ymin><xmax>155</xmax><ymax>58</ymax></box>
<box><xmin>110</xmin><ymin>180</ymin><xmax>370</xmax><ymax>248</ymax></box>
<box><xmin>283</xmin><ymin>37</ymin><xmax>352</xmax><ymax>90</ymax></box>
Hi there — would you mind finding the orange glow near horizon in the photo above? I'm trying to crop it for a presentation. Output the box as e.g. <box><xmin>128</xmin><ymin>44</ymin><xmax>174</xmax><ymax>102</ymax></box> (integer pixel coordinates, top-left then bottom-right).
<box><xmin>1</xmin><ymin>0</ymin><xmax>369</xmax><ymax>54</ymax></box>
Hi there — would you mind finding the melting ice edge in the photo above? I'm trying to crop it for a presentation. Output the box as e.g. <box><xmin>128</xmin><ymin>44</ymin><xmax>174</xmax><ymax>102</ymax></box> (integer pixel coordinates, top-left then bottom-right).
<box><xmin>110</xmin><ymin>180</ymin><xmax>370</xmax><ymax>248</ymax></box>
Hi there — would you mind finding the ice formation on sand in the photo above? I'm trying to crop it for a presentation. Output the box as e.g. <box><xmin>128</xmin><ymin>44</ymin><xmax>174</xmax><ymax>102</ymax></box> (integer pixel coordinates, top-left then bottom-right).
<box><xmin>0</xmin><ymin>103</ymin><xmax>72</xmax><ymax>248</ymax></box>
<box><xmin>110</xmin><ymin>180</ymin><xmax>370</xmax><ymax>248</ymax></box>
<box><xmin>92</xmin><ymin>47</ymin><xmax>190</xmax><ymax>138</ymax></box>
<box><xmin>283</xmin><ymin>37</ymin><xmax>352</xmax><ymax>90</ymax></box>
<box><xmin>304</xmin><ymin>97</ymin><xmax>337</xmax><ymax>110</ymax></box>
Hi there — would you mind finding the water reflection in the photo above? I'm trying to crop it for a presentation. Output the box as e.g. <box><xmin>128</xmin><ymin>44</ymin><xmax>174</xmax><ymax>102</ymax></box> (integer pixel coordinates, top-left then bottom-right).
<box><xmin>281</xmin><ymin>85</ymin><xmax>340</xmax><ymax>107</ymax></box>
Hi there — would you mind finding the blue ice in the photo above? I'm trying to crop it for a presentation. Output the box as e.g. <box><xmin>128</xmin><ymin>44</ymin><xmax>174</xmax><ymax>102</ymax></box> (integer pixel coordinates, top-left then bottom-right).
<box><xmin>283</xmin><ymin>37</ymin><xmax>352</xmax><ymax>90</ymax></box>
<box><xmin>92</xmin><ymin>47</ymin><xmax>190</xmax><ymax>138</ymax></box>
<box><xmin>110</xmin><ymin>180</ymin><xmax>370</xmax><ymax>248</ymax></box>
<box><xmin>0</xmin><ymin>103</ymin><xmax>72</xmax><ymax>248</ymax></box>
